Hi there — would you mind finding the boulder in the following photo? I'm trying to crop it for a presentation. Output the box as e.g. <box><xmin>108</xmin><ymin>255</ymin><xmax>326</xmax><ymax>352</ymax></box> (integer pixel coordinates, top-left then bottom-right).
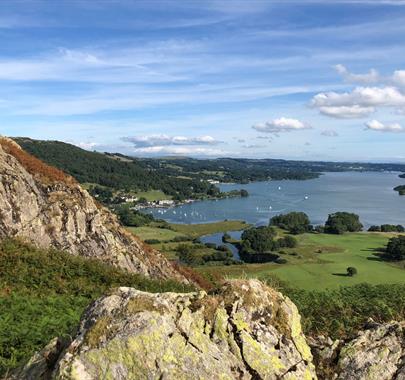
<box><xmin>15</xmin><ymin>280</ymin><xmax>317</xmax><ymax>379</ymax></box>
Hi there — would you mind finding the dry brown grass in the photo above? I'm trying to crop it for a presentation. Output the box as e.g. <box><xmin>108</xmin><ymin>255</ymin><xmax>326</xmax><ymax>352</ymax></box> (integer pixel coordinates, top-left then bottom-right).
<box><xmin>0</xmin><ymin>138</ymin><xmax>76</xmax><ymax>186</ymax></box>
<box><xmin>172</xmin><ymin>263</ymin><xmax>213</xmax><ymax>291</ymax></box>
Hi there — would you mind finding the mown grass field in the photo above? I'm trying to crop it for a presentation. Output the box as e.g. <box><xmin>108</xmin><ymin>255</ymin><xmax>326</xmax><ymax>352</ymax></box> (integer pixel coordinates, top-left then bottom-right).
<box><xmin>169</xmin><ymin>220</ymin><xmax>248</xmax><ymax>238</ymax></box>
<box><xmin>199</xmin><ymin>232</ymin><xmax>405</xmax><ymax>291</ymax></box>
<box><xmin>133</xmin><ymin>190</ymin><xmax>171</xmax><ymax>201</ymax></box>
<box><xmin>127</xmin><ymin>226</ymin><xmax>185</xmax><ymax>241</ymax></box>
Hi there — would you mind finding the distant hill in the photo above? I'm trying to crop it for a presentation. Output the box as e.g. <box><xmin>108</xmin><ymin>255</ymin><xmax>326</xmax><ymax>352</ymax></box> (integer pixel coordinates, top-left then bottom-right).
<box><xmin>13</xmin><ymin>138</ymin><xmax>217</xmax><ymax>200</ymax></box>
<box><xmin>14</xmin><ymin>138</ymin><xmax>405</xmax><ymax>192</ymax></box>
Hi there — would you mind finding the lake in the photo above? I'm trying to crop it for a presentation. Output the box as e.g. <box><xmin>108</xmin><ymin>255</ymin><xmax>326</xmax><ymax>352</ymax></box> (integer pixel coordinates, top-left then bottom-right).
<box><xmin>145</xmin><ymin>172</ymin><xmax>405</xmax><ymax>228</ymax></box>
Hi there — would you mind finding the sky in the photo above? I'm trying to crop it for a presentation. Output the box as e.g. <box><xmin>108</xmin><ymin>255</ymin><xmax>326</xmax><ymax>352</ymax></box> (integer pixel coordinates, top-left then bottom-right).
<box><xmin>1</xmin><ymin>0</ymin><xmax>405</xmax><ymax>161</ymax></box>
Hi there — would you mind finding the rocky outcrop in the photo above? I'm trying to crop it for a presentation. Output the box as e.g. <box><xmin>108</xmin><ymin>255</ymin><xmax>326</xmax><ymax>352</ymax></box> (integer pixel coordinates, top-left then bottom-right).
<box><xmin>14</xmin><ymin>280</ymin><xmax>317</xmax><ymax>379</ymax></box>
<box><xmin>309</xmin><ymin>321</ymin><xmax>405</xmax><ymax>380</ymax></box>
<box><xmin>336</xmin><ymin>321</ymin><xmax>405</xmax><ymax>380</ymax></box>
<box><xmin>0</xmin><ymin>137</ymin><xmax>185</xmax><ymax>281</ymax></box>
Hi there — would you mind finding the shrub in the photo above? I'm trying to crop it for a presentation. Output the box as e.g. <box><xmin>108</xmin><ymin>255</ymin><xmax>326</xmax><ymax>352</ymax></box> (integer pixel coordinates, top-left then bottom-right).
<box><xmin>280</xmin><ymin>235</ymin><xmax>298</xmax><ymax>248</ymax></box>
<box><xmin>171</xmin><ymin>236</ymin><xmax>190</xmax><ymax>242</ymax></box>
<box><xmin>346</xmin><ymin>267</ymin><xmax>358</xmax><ymax>276</ymax></box>
<box><xmin>144</xmin><ymin>239</ymin><xmax>160</xmax><ymax>244</ymax></box>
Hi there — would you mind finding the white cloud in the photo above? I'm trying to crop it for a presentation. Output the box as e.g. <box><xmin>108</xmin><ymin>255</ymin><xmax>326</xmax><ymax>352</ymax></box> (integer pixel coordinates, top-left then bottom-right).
<box><xmin>122</xmin><ymin>134</ymin><xmax>222</xmax><ymax>147</ymax></box>
<box><xmin>252</xmin><ymin>117</ymin><xmax>311</xmax><ymax>134</ymax></box>
<box><xmin>392</xmin><ymin>70</ymin><xmax>405</xmax><ymax>87</ymax></box>
<box><xmin>364</xmin><ymin>119</ymin><xmax>404</xmax><ymax>133</ymax></box>
<box><xmin>311</xmin><ymin>86</ymin><xmax>405</xmax><ymax>118</ymax></box>
<box><xmin>321</xmin><ymin>129</ymin><xmax>339</xmax><ymax>137</ymax></box>
<box><xmin>318</xmin><ymin>105</ymin><xmax>375</xmax><ymax>118</ymax></box>
<box><xmin>335</xmin><ymin>64</ymin><xmax>379</xmax><ymax>84</ymax></box>
<box><xmin>131</xmin><ymin>146</ymin><xmax>227</xmax><ymax>156</ymax></box>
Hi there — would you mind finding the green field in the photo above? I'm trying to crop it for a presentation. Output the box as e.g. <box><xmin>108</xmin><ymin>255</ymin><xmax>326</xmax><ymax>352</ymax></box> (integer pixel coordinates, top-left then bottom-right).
<box><xmin>127</xmin><ymin>226</ymin><xmax>186</xmax><ymax>242</ymax></box>
<box><xmin>199</xmin><ymin>232</ymin><xmax>405</xmax><ymax>290</ymax></box>
<box><xmin>133</xmin><ymin>190</ymin><xmax>171</xmax><ymax>201</ymax></box>
<box><xmin>170</xmin><ymin>220</ymin><xmax>248</xmax><ymax>238</ymax></box>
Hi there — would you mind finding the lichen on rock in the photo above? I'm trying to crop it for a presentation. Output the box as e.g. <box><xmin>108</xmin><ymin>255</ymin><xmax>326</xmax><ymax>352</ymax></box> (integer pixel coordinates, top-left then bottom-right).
<box><xmin>15</xmin><ymin>280</ymin><xmax>317</xmax><ymax>379</ymax></box>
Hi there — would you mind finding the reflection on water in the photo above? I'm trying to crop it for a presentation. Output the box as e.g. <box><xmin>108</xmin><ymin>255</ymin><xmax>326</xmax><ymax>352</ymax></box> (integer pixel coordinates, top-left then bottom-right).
<box><xmin>200</xmin><ymin>231</ymin><xmax>242</xmax><ymax>260</ymax></box>
<box><xmin>145</xmin><ymin>172</ymin><xmax>405</xmax><ymax>228</ymax></box>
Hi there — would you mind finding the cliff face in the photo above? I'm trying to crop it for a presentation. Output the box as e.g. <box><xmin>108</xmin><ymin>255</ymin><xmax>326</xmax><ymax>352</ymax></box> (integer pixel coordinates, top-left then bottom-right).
<box><xmin>14</xmin><ymin>280</ymin><xmax>317</xmax><ymax>380</ymax></box>
<box><xmin>0</xmin><ymin>138</ymin><xmax>185</xmax><ymax>282</ymax></box>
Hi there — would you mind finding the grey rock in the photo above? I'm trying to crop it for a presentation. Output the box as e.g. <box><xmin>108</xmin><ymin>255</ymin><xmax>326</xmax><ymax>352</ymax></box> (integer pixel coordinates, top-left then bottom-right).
<box><xmin>0</xmin><ymin>137</ymin><xmax>186</xmax><ymax>282</ymax></box>
<box><xmin>16</xmin><ymin>280</ymin><xmax>317</xmax><ymax>380</ymax></box>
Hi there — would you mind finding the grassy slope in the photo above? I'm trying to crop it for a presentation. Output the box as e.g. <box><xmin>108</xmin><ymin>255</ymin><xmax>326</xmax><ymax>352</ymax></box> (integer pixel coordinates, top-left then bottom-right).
<box><xmin>0</xmin><ymin>239</ymin><xmax>194</xmax><ymax>375</ymax></box>
<box><xmin>199</xmin><ymin>232</ymin><xmax>405</xmax><ymax>291</ymax></box>
<box><xmin>169</xmin><ymin>220</ymin><xmax>248</xmax><ymax>238</ymax></box>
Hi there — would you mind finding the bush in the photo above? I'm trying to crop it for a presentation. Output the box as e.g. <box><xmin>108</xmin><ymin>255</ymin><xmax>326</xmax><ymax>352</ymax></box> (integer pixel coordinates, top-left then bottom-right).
<box><xmin>275</xmin><ymin>258</ymin><xmax>288</xmax><ymax>264</ymax></box>
<box><xmin>279</xmin><ymin>235</ymin><xmax>298</xmax><ymax>248</ymax></box>
<box><xmin>270</xmin><ymin>212</ymin><xmax>311</xmax><ymax>234</ymax></box>
<box><xmin>171</xmin><ymin>236</ymin><xmax>190</xmax><ymax>242</ymax></box>
<box><xmin>346</xmin><ymin>267</ymin><xmax>358</xmax><ymax>276</ymax></box>
<box><xmin>324</xmin><ymin>212</ymin><xmax>363</xmax><ymax>234</ymax></box>
<box><xmin>368</xmin><ymin>225</ymin><xmax>381</xmax><ymax>232</ymax></box>
<box><xmin>144</xmin><ymin>239</ymin><xmax>160</xmax><ymax>244</ymax></box>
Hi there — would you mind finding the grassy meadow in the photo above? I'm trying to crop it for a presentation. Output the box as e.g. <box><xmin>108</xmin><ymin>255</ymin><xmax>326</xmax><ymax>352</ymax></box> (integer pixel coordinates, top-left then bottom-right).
<box><xmin>198</xmin><ymin>231</ymin><xmax>405</xmax><ymax>291</ymax></box>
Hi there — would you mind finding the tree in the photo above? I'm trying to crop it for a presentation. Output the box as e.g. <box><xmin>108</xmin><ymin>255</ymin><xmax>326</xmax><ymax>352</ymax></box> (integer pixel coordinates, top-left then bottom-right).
<box><xmin>386</xmin><ymin>236</ymin><xmax>405</xmax><ymax>261</ymax></box>
<box><xmin>368</xmin><ymin>225</ymin><xmax>381</xmax><ymax>232</ymax></box>
<box><xmin>241</xmin><ymin>226</ymin><xmax>277</xmax><ymax>254</ymax></box>
<box><xmin>270</xmin><ymin>212</ymin><xmax>311</xmax><ymax>234</ymax></box>
<box><xmin>324</xmin><ymin>212</ymin><xmax>363</xmax><ymax>234</ymax></box>
<box><xmin>240</xmin><ymin>189</ymin><xmax>249</xmax><ymax>197</ymax></box>
<box><xmin>346</xmin><ymin>267</ymin><xmax>358</xmax><ymax>276</ymax></box>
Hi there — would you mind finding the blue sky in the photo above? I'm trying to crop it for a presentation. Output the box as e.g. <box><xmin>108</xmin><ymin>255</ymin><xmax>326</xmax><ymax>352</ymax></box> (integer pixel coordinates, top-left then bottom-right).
<box><xmin>1</xmin><ymin>0</ymin><xmax>405</xmax><ymax>161</ymax></box>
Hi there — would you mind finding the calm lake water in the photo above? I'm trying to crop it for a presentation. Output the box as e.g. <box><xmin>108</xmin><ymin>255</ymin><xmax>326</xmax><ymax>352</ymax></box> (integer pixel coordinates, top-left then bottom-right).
<box><xmin>146</xmin><ymin>172</ymin><xmax>405</xmax><ymax>228</ymax></box>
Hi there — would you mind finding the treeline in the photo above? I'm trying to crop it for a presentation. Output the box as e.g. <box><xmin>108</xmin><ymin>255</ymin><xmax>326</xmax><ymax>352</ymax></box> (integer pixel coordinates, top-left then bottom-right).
<box><xmin>141</xmin><ymin>156</ymin><xmax>405</xmax><ymax>183</ymax></box>
<box><xmin>14</xmin><ymin>138</ymin><xmax>219</xmax><ymax>200</ymax></box>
